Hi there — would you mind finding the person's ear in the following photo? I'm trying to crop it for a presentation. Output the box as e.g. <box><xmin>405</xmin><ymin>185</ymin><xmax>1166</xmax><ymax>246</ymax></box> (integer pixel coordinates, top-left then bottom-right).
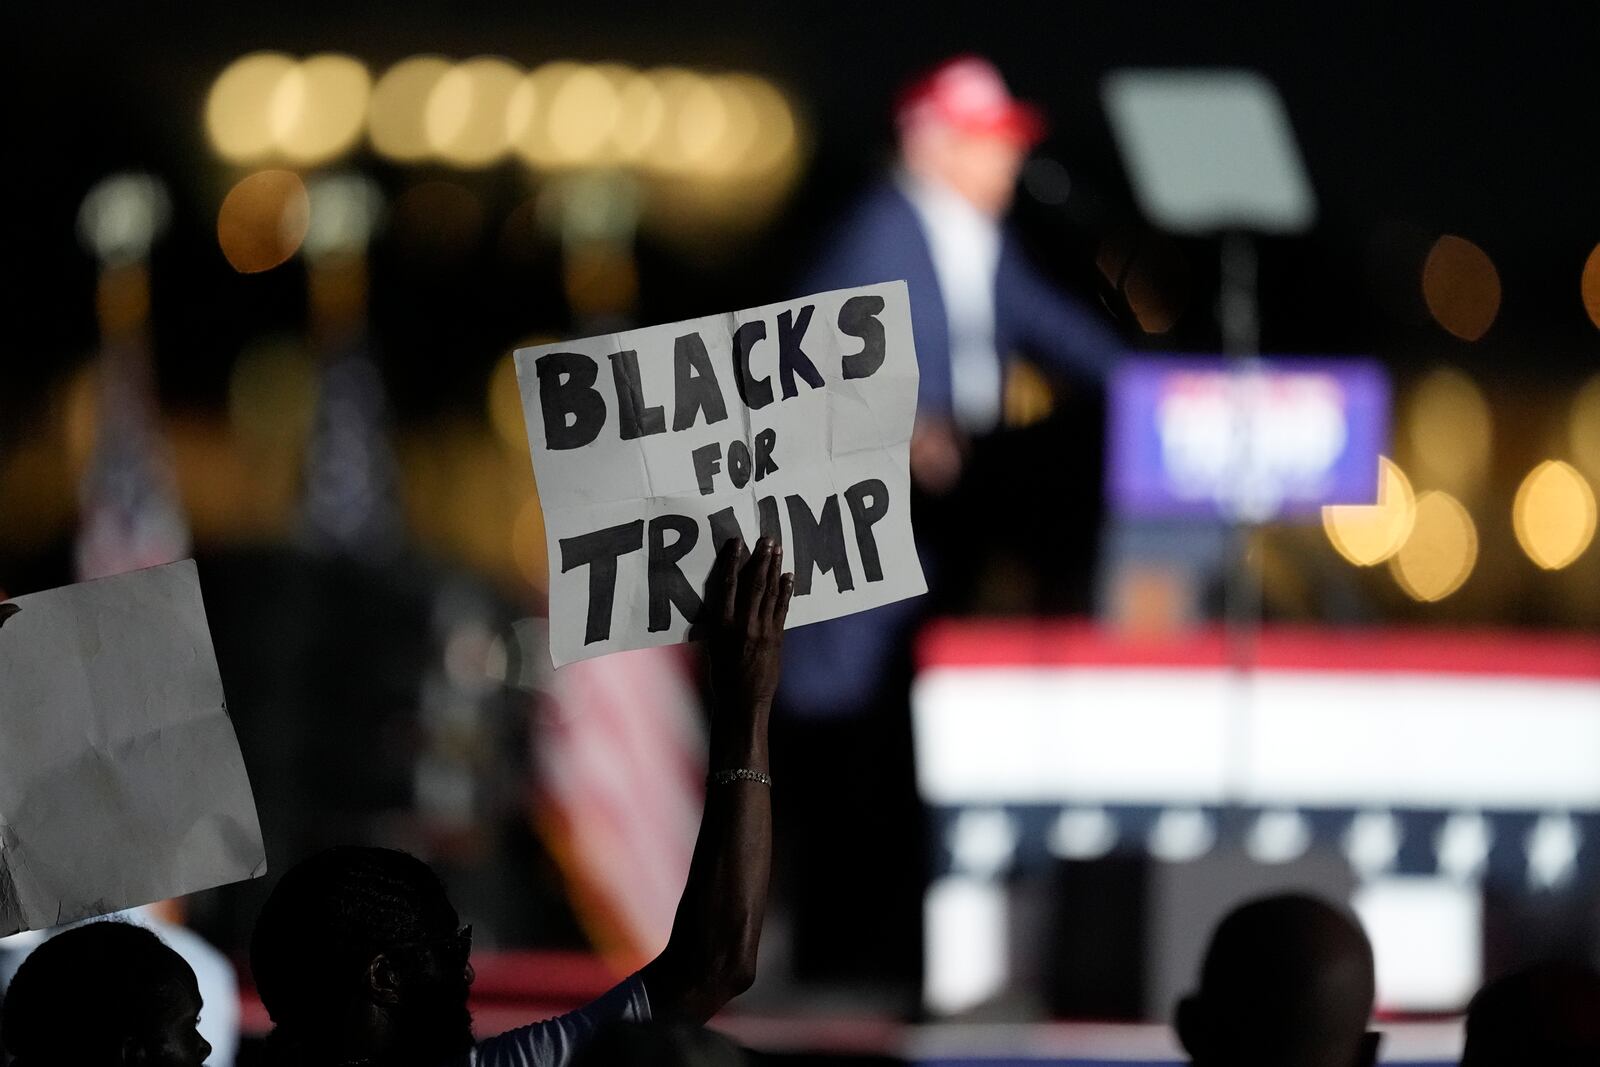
<box><xmin>1175</xmin><ymin>994</ymin><xmax>1205</xmax><ymax>1062</ymax></box>
<box><xmin>368</xmin><ymin>954</ymin><xmax>403</xmax><ymax>1006</ymax></box>
<box><xmin>1355</xmin><ymin>1029</ymin><xmax>1381</xmax><ymax>1067</ymax></box>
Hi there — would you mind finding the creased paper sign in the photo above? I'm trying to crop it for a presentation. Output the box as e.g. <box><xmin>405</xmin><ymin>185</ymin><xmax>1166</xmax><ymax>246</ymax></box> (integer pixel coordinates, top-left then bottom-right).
<box><xmin>0</xmin><ymin>560</ymin><xmax>265</xmax><ymax>936</ymax></box>
<box><xmin>516</xmin><ymin>281</ymin><xmax>928</xmax><ymax>667</ymax></box>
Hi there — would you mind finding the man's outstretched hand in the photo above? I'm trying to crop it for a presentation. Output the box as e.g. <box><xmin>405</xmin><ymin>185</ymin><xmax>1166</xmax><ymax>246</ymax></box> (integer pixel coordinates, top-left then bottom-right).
<box><xmin>707</xmin><ymin>536</ymin><xmax>793</xmax><ymax>716</ymax></box>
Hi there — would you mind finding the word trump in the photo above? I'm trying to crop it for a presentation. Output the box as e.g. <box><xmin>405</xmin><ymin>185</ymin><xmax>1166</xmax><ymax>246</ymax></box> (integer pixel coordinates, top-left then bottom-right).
<box><xmin>516</xmin><ymin>281</ymin><xmax>926</xmax><ymax>667</ymax></box>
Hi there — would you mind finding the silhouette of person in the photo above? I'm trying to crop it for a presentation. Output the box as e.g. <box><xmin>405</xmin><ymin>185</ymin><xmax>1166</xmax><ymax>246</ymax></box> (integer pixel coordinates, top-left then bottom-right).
<box><xmin>1461</xmin><ymin>961</ymin><xmax>1600</xmax><ymax>1067</ymax></box>
<box><xmin>1176</xmin><ymin>893</ymin><xmax>1380</xmax><ymax>1067</ymax></box>
<box><xmin>0</xmin><ymin>920</ymin><xmax>212</xmax><ymax>1067</ymax></box>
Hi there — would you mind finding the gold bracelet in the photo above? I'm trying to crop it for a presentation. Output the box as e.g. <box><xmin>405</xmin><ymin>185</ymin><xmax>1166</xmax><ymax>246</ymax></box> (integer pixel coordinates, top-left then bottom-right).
<box><xmin>708</xmin><ymin>768</ymin><xmax>773</xmax><ymax>787</ymax></box>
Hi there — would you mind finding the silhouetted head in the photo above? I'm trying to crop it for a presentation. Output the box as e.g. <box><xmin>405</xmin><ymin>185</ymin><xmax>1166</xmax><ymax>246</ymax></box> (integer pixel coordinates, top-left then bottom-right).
<box><xmin>0</xmin><ymin>920</ymin><xmax>211</xmax><ymax>1067</ymax></box>
<box><xmin>1461</xmin><ymin>961</ymin><xmax>1600</xmax><ymax>1067</ymax></box>
<box><xmin>571</xmin><ymin>1021</ymin><xmax>747</xmax><ymax>1067</ymax></box>
<box><xmin>250</xmin><ymin>846</ymin><xmax>473</xmax><ymax>1066</ymax></box>
<box><xmin>1177</xmin><ymin>893</ymin><xmax>1378</xmax><ymax>1067</ymax></box>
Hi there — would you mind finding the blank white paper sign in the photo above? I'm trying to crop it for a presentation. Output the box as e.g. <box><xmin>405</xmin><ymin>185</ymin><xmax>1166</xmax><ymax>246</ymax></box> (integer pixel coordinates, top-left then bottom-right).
<box><xmin>0</xmin><ymin>561</ymin><xmax>265</xmax><ymax>936</ymax></box>
<box><xmin>1102</xmin><ymin>68</ymin><xmax>1317</xmax><ymax>235</ymax></box>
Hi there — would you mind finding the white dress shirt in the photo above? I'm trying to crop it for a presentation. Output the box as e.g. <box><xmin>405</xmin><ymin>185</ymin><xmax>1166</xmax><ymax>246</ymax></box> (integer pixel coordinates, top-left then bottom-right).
<box><xmin>897</xmin><ymin>169</ymin><xmax>1005</xmax><ymax>433</ymax></box>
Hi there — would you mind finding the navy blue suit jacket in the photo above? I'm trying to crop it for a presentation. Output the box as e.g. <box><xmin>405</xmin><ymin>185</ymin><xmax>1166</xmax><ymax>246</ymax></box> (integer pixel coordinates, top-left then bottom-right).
<box><xmin>802</xmin><ymin>182</ymin><xmax>1121</xmax><ymax>420</ymax></box>
<box><xmin>776</xmin><ymin>183</ymin><xmax>1123</xmax><ymax>719</ymax></box>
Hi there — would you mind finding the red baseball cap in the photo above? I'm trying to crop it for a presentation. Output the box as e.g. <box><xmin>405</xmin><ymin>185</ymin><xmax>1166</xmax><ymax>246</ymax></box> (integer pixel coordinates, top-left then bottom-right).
<box><xmin>895</xmin><ymin>55</ymin><xmax>1047</xmax><ymax>146</ymax></box>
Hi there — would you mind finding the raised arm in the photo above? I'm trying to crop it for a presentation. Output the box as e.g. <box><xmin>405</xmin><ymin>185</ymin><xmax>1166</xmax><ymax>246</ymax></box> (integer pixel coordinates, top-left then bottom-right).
<box><xmin>639</xmin><ymin>536</ymin><xmax>792</xmax><ymax>1022</ymax></box>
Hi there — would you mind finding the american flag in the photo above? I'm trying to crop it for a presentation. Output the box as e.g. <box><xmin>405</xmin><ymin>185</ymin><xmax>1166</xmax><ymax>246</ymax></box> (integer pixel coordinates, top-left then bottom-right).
<box><xmin>531</xmin><ymin>645</ymin><xmax>707</xmax><ymax>970</ymax></box>
<box><xmin>74</xmin><ymin>341</ymin><xmax>191</xmax><ymax>581</ymax></box>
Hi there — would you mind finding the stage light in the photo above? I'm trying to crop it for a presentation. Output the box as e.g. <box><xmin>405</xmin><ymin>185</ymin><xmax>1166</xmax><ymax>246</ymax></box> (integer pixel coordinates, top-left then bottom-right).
<box><xmin>1513</xmin><ymin>460</ymin><xmax>1597</xmax><ymax>570</ymax></box>
<box><xmin>273</xmin><ymin>54</ymin><xmax>370</xmax><ymax>164</ymax></box>
<box><xmin>1421</xmin><ymin>234</ymin><xmax>1500</xmax><ymax>342</ymax></box>
<box><xmin>1405</xmin><ymin>367</ymin><xmax>1491</xmax><ymax>492</ymax></box>
<box><xmin>641</xmin><ymin>67</ymin><xmax>722</xmax><ymax>173</ymax></box>
<box><xmin>207</xmin><ymin>52</ymin><xmax>295</xmax><ymax>163</ymax></box>
<box><xmin>734</xmin><ymin>76</ymin><xmax>798</xmax><ymax>178</ymax></box>
<box><xmin>695</xmin><ymin>75</ymin><xmax>760</xmax><ymax>179</ymax></box>
<box><xmin>1583</xmin><ymin>243</ymin><xmax>1600</xmax><ymax>331</ymax></box>
<box><xmin>1571</xmin><ymin>373</ymin><xmax>1600</xmax><ymax>478</ymax></box>
<box><xmin>612</xmin><ymin>68</ymin><xmax>666</xmax><ymax>163</ymax></box>
<box><xmin>1323</xmin><ymin>457</ymin><xmax>1416</xmax><ymax>565</ymax></box>
<box><xmin>370</xmin><ymin>56</ymin><xmax>452</xmax><ymax>161</ymax></box>
<box><xmin>77</xmin><ymin>173</ymin><xmax>171</xmax><ymax>265</ymax></box>
<box><xmin>304</xmin><ymin>172</ymin><xmax>385</xmax><ymax>259</ymax></box>
<box><xmin>545</xmin><ymin>64</ymin><xmax>623</xmax><ymax>166</ymax></box>
<box><xmin>507</xmin><ymin>61</ymin><xmax>577</xmax><ymax>167</ymax></box>
<box><xmin>425</xmin><ymin>56</ymin><xmax>522</xmax><ymax>166</ymax></box>
<box><xmin>1389</xmin><ymin>489</ymin><xmax>1477</xmax><ymax>602</ymax></box>
<box><xmin>217</xmin><ymin>169</ymin><xmax>310</xmax><ymax>273</ymax></box>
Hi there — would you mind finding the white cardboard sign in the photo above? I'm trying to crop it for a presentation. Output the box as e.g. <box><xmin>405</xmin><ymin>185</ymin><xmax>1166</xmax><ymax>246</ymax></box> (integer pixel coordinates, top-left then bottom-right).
<box><xmin>516</xmin><ymin>281</ymin><xmax>927</xmax><ymax>667</ymax></box>
<box><xmin>0</xmin><ymin>561</ymin><xmax>266</xmax><ymax>936</ymax></box>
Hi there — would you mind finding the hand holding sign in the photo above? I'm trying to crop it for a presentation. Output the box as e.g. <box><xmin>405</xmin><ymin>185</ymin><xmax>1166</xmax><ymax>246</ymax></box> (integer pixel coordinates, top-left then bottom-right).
<box><xmin>707</xmin><ymin>537</ymin><xmax>794</xmax><ymax>717</ymax></box>
<box><xmin>516</xmin><ymin>281</ymin><xmax>926</xmax><ymax>666</ymax></box>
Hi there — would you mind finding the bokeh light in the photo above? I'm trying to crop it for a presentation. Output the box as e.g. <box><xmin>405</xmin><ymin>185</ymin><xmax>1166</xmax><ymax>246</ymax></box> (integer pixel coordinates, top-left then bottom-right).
<box><xmin>78</xmin><ymin>173</ymin><xmax>171</xmax><ymax>266</ymax></box>
<box><xmin>1405</xmin><ymin>367</ymin><xmax>1492</xmax><ymax>492</ymax></box>
<box><xmin>370</xmin><ymin>56</ymin><xmax>452</xmax><ymax>161</ymax></box>
<box><xmin>217</xmin><ymin>170</ymin><xmax>311</xmax><ymax>273</ymax></box>
<box><xmin>697</xmin><ymin>75</ymin><xmax>761</xmax><ymax>179</ymax></box>
<box><xmin>611</xmin><ymin>67</ymin><xmax>666</xmax><ymax>163</ymax></box>
<box><xmin>738</xmin><ymin>76</ymin><xmax>799</xmax><ymax>178</ymax></box>
<box><xmin>273</xmin><ymin>54</ymin><xmax>371</xmax><ymax>164</ymax></box>
<box><xmin>512</xmin><ymin>494</ymin><xmax>550</xmax><ymax>592</ymax></box>
<box><xmin>1582</xmin><ymin>244</ymin><xmax>1600</xmax><ymax>331</ymax></box>
<box><xmin>207</xmin><ymin>52</ymin><xmax>296</xmax><ymax>162</ymax></box>
<box><xmin>425</xmin><ymin>56</ymin><xmax>523</xmax><ymax>166</ymax></box>
<box><xmin>1571</xmin><ymin>374</ymin><xmax>1600</xmax><ymax>479</ymax></box>
<box><xmin>646</xmin><ymin>68</ymin><xmax>724</xmax><ymax>173</ymax></box>
<box><xmin>507</xmin><ymin>61</ymin><xmax>569</xmax><ymax>166</ymax></box>
<box><xmin>1513</xmin><ymin>460</ymin><xmax>1597</xmax><ymax>570</ymax></box>
<box><xmin>304</xmin><ymin>172</ymin><xmax>385</xmax><ymax>259</ymax></box>
<box><xmin>1389</xmin><ymin>490</ymin><xmax>1478</xmax><ymax>601</ymax></box>
<box><xmin>544</xmin><ymin>64</ymin><xmax>623</xmax><ymax>166</ymax></box>
<box><xmin>1421</xmin><ymin>234</ymin><xmax>1500</xmax><ymax>342</ymax></box>
<box><xmin>1323</xmin><ymin>457</ymin><xmax>1416</xmax><ymax>566</ymax></box>
<box><xmin>487</xmin><ymin>352</ymin><xmax>529</xmax><ymax>455</ymax></box>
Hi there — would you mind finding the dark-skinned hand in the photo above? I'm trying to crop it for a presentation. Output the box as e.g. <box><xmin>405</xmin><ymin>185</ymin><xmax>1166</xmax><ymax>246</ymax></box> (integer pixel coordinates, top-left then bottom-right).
<box><xmin>706</xmin><ymin>536</ymin><xmax>793</xmax><ymax>715</ymax></box>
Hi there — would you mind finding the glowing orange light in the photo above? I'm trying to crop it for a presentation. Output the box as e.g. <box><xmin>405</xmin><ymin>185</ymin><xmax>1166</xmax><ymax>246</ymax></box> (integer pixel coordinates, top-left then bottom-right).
<box><xmin>1582</xmin><ymin>244</ymin><xmax>1600</xmax><ymax>331</ymax></box>
<box><xmin>1421</xmin><ymin>234</ymin><xmax>1500</xmax><ymax>342</ymax></box>
<box><xmin>217</xmin><ymin>170</ymin><xmax>310</xmax><ymax>273</ymax></box>
<box><xmin>1513</xmin><ymin>460</ymin><xmax>1597</xmax><ymax>570</ymax></box>
<box><xmin>1323</xmin><ymin>457</ymin><xmax>1416</xmax><ymax>566</ymax></box>
<box><xmin>1389</xmin><ymin>490</ymin><xmax>1477</xmax><ymax>601</ymax></box>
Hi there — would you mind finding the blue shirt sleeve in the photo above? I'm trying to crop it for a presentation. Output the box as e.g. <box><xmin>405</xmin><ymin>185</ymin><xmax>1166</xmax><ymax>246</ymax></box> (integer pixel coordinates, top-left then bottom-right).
<box><xmin>995</xmin><ymin>236</ymin><xmax>1123</xmax><ymax>383</ymax></box>
<box><xmin>468</xmin><ymin>974</ymin><xmax>652</xmax><ymax>1067</ymax></box>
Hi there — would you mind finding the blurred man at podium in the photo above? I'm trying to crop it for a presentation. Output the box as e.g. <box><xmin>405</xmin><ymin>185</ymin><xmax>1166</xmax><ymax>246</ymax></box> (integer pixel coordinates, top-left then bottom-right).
<box><xmin>776</xmin><ymin>55</ymin><xmax>1122</xmax><ymax>988</ymax></box>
